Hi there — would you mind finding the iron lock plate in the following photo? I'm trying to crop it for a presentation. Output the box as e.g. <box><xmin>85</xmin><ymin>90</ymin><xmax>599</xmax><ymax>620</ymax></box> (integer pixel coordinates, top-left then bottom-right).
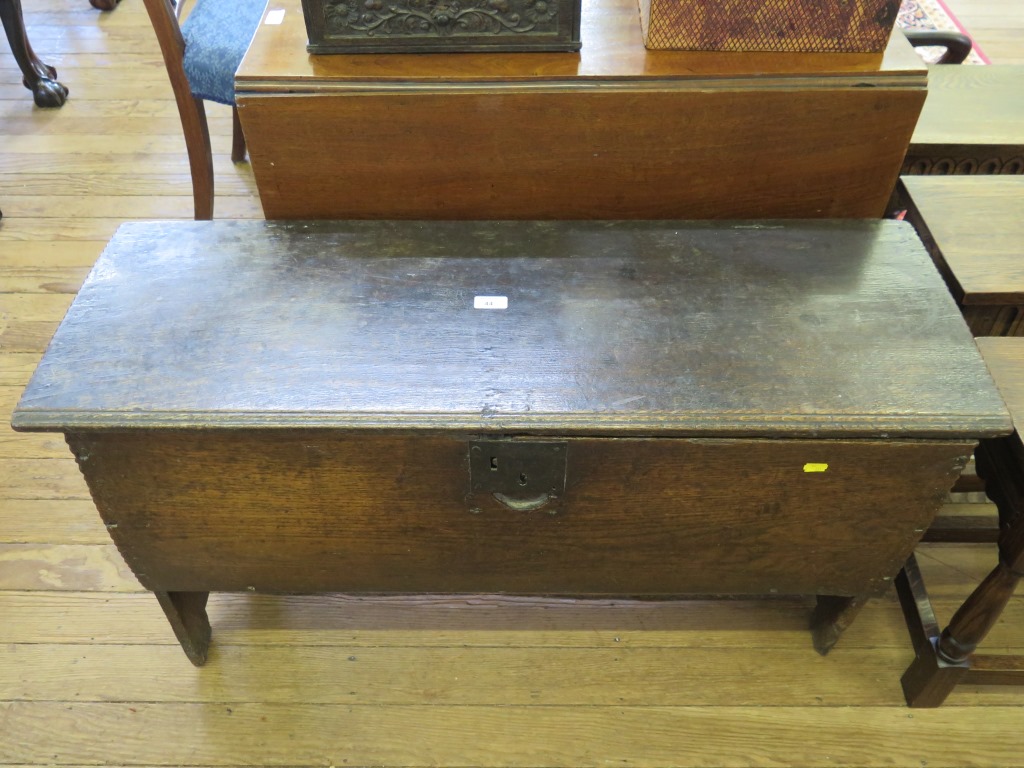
<box><xmin>468</xmin><ymin>440</ymin><xmax>567</xmax><ymax>514</ymax></box>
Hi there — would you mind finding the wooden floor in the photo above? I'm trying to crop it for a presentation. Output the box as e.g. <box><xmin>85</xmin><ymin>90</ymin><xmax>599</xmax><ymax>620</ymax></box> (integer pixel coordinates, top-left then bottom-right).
<box><xmin>1</xmin><ymin>0</ymin><xmax>1023</xmax><ymax>764</ymax></box>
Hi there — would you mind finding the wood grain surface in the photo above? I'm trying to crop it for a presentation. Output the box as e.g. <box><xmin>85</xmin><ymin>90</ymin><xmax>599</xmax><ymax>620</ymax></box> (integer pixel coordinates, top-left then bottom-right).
<box><xmin>901</xmin><ymin>177</ymin><xmax>1024</xmax><ymax>305</ymax></box>
<box><xmin>907</xmin><ymin>66</ymin><xmax>1024</xmax><ymax>145</ymax></box>
<box><xmin>12</xmin><ymin>219</ymin><xmax>1009</xmax><ymax>438</ymax></box>
<box><xmin>4</xmin><ymin>701</ymin><xmax>1024</xmax><ymax>765</ymax></box>
<box><xmin>976</xmin><ymin>339</ymin><xmax>1024</xmax><ymax>428</ymax></box>
<box><xmin>900</xmin><ymin>177</ymin><xmax>1024</xmax><ymax>335</ymax></box>
<box><xmin>905</xmin><ymin>65</ymin><xmax>1024</xmax><ymax>174</ymax></box>
<box><xmin>238</xmin><ymin>86</ymin><xmax>925</xmax><ymax>220</ymax></box>
<box><xmin>67</xmin><ymin>430</ymin><xmax>968</xmax><ymax>596</ymax></box>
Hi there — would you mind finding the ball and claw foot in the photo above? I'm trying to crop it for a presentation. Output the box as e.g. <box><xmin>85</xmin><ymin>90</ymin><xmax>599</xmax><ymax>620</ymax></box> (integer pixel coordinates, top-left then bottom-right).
<box><xmin>22</xmin><ymin>39</ymin><xmax>67</xmax><ymax>106</ymax></box>
<box><xmin>2</xmin><ymin>0</ymin><xmax>69</xmax><ymax>108</ymax></box>
<box><xmin>30</xmin><ymin>77</ymin><xmax>68</xmax><ymax>107</ymax></box>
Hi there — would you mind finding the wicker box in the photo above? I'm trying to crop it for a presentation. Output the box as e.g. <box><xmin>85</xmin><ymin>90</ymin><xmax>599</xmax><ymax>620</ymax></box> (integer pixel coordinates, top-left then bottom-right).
<box><xmin>638</xmin><ymin>0</ymin><xmax>900</xmax><ymax>52</ymax></box>
<box><xmin>301</xmin><ymin>0</ymin><xmax>582</xmax><ymax>53</ymax></box>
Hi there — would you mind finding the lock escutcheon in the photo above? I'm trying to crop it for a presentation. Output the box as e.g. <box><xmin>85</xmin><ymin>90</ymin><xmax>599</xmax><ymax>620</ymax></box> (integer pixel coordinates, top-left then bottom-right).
<box><xmin>468</xmin><ymin>440</ymin><xmax>567</xmax><ymax>513</ymax></box>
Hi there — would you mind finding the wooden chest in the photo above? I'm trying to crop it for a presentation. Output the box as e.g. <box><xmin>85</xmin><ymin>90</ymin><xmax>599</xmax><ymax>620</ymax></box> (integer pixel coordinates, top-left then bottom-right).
<box><xmin>11</xmin><ymin>220</ymin><xmax>1010</xmax><ymax>665</ymax></box>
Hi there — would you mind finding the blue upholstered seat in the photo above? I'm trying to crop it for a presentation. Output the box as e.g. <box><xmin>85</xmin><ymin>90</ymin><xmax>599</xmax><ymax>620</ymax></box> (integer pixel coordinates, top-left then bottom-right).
<box><xmin>181</xmin><ymin>0</ymin><xmax>268</xmax><ymax>106</ymax></box>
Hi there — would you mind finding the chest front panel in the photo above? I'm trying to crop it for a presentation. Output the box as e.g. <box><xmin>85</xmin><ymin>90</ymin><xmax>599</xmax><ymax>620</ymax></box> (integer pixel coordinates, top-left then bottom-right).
<box><xmin>70</xmin><ymin>430</ymin><xmax>970</xmax><ymax>598</ymax></box>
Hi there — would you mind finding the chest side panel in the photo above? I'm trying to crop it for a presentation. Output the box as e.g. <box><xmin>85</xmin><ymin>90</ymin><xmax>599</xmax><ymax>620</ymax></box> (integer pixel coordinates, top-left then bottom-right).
<box><xmin>68</xmin><ymin>431</ymin><xmax>970</xmax><ymax>597</ymax></box>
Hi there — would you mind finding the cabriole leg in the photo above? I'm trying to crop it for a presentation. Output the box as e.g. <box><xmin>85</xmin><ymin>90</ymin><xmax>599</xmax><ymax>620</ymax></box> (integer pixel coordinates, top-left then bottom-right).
<box><xmin>0</xmin><ymin>0</ymin><xmax>68</xmax><ymax>107</ymax></box>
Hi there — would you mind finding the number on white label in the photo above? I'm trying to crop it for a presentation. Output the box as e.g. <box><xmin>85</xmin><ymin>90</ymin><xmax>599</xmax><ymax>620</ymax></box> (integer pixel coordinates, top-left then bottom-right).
<box><xmin>474</xmin><ymin>296</ymin><xmax>508</xmax><ymax>309</ymax></box>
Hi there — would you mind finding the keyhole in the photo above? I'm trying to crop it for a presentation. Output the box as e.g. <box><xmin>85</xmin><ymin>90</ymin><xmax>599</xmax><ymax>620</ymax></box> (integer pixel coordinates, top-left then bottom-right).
<box><xmin>519</xmin><ymin>472</ymin><xmax>528</xmax><ymax>486</ymax></box>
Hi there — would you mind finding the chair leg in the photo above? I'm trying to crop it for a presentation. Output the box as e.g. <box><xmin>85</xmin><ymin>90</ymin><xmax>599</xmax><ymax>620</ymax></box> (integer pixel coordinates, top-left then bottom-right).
<box><xmin>185</xmin><ymin>95</ymin><xmax>215</xmax><ymax>220</ymax></box>
<box><xmin>140</xmin><ymin>0</ymin><xmax>214</xmax><ymax>219</ymax></box>
<box><xmin>231</xmin><ymin>106</ymin><xmax>247</xmax><ymax>163</ymax></box>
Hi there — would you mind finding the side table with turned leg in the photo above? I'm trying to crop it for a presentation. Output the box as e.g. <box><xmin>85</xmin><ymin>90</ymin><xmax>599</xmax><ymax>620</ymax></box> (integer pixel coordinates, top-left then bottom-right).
<box><xmin>898</xmin><ymin>337</ymin><xmax>1024</xmax><ymax>707</ymax></box>
<box><xmin>0</xmin><ymin>0</ymin><xmax>68</xmax><ymax>106</ymax></box>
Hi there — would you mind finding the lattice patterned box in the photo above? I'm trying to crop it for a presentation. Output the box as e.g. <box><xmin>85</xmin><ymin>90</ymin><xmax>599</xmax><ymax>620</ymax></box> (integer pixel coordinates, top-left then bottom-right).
<box><xmin>638</xmin><ymin>0</ymin><xmax>900</xmax><ymax>52</ymax></box>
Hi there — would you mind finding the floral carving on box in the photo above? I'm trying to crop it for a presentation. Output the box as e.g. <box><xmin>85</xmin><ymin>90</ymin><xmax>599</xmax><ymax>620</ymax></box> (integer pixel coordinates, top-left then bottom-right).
<box><xmin>324</xmin><ymin>0</ymin><xmax>559</xmax><ymax>37</ymax></box>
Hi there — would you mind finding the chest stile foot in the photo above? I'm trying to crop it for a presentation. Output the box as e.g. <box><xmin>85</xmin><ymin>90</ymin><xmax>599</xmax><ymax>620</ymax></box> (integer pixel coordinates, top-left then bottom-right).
<box><xmin>155</xmin><ymin>591</ymin><xmax>212</xmax><ymax>666</ymax></box>
<box><xmin>810</xmin><ymin>594</ymin><xmax>868</xmax><ymax>655</ymax></box>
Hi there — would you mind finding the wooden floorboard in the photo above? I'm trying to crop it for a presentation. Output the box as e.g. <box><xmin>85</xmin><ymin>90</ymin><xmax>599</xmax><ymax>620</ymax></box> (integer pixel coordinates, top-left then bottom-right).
<box><xmin>1</xmin><ymin>0</ymin><xmax>1021</xmax><ymax>763</ymax></box>
<box><xmin>5</xmin><ymin>701</ymin><xmax>1024</xmax><ymax>766</ymax></box>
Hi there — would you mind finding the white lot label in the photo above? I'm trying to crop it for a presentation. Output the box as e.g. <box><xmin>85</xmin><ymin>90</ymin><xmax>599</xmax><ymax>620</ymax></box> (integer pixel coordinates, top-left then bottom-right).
<box><xmin>474</xmin><ymin>296</ymin><xmax>508</xmax><ymax>309</ymax></box>
<box><xmin>265</xmin><ymin>9</ymin><xmax>286</xmax><ymax>24</ymax></box>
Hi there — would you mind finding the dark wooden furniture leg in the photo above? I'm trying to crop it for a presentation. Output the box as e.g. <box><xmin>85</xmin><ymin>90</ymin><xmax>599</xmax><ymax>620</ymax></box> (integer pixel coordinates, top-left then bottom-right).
<box><xmin>898</xmin><ymin>438</ymin><xmax>1024</xmax><ymax>707</ymax></box>
<box><xmin>90</xmin><ymin>0</ymin><xmax>121</xmax><ymax>9</ymax></box>
<box><xmin>896</xmin><ymin>553</ymin><xmax>971</xmax><ymax>706</ymax></box>
<box><xmin>155</xmin><ymin>591</ymin><xmax>212</xmax><ymax>666</ymax></box>
<box><xmin>231</xmin><ymin>106</ymin><xmax>247</xmax><ymax>163</ymax></box>
<box><xmin>810</xmin><ymin>594</ymin><xmax>868</xmax><ymax>655</ymax></box>
<box><xmin>0</xmin><ymin>0</ymin><xmax>68</xmax><ymax>107</ymax></box>
<box><xmin>141</xmin><ymin>0</ymin><xmax>215</xmax><ymax>219</ymax></box>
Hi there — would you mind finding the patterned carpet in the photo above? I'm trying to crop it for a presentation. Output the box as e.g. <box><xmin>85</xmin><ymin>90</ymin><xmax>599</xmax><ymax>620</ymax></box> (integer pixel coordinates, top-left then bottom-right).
<box><xmin>897</xmin><ymin>0</ymin><xmax>989</xmax><ymax>63</ymax></box>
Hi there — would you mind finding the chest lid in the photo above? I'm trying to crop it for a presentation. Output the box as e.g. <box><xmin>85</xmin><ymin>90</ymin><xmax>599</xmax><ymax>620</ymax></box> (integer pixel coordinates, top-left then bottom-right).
<box><xmin>12</xmin><ymin>219</ymin><xmax>1011</xmax><ymax>438</ymax></box>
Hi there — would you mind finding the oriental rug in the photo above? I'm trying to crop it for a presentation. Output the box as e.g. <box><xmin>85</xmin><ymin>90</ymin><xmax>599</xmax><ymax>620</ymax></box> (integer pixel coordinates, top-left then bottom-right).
<box><xmin>897</xmin><ymin>0</ymin><xmax>990</xmax><ymax>64</ymax></box>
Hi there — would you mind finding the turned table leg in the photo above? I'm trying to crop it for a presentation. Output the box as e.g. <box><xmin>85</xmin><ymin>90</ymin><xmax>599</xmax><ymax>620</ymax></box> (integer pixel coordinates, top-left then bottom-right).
<box><xmin>899</xmin><ymin>439</ymin><xmax>1024</xmax><ymax>707</ymax></box>
<box><xmin>0</xmin><ymin>0</ymin><xmax>68</xmax><ymax>107</ymax></box>
<box><xmin>810</xmin><ymin>594</ymin><xmax>868</xmax><ymax>655</ymax></box>
<box><xmin>155</xmin><ymin>591</ymin><xmax>212</xmax><ymax>666</ymax></box>
<box><xmin>896</xmin><ymin>554</ymin><xmax>970</xmax><ymax>707</ymax></box>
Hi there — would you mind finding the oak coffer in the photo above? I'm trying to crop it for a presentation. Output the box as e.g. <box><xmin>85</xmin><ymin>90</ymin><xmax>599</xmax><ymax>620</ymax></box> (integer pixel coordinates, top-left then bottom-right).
<box><xmin>11</xmin><ymin>219</ymin><xmax>1011</xmax><ymax>666</ymax></box>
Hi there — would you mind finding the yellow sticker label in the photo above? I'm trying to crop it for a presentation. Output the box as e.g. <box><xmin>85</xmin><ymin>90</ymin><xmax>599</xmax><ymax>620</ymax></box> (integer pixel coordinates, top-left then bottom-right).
<box><xmin>803</xmin><ymin>463</ymin><xmax>829</xmax><ymax>473</ymax></box>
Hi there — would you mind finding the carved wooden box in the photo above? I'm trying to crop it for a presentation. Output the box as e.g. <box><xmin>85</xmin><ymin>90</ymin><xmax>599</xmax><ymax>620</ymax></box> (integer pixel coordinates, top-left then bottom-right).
<box><xmin>11</xmin><ymin>220</ymin><xmax>1010</xmax><ymax>665</ymax></box>
<box><xmin>638</xmin><ymin>0</ymin><xmax>900</xmax><ymax>51</ymax></box>
<box><xmin>300</xmin><ymin>0</ymin><xmax>582</xmax><ymax>53</ymax></box>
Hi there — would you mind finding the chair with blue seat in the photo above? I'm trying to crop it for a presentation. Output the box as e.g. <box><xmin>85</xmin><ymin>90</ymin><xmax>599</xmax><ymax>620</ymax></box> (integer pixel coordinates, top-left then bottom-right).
<box><xmin>142</xmin><ymin>0</ymin><xmax>268</xmax><ymax>219</ymax></box>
